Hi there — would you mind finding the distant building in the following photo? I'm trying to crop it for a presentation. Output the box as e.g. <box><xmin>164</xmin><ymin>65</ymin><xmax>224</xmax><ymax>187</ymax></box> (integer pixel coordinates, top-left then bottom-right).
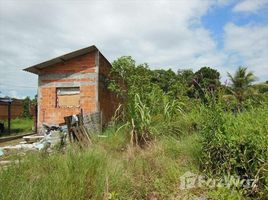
<box><xmin>24</xmin><ymin>45</ymin><xmax>119</xmax><ymax>131</ymax></box>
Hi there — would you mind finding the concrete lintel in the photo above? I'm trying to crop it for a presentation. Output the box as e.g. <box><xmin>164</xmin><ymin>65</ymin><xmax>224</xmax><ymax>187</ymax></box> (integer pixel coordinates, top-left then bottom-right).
<box><xmin>40</xmin><ymin>72</ymin><xmax>97</xmax><ymax>80</ymax></box>
<box><xmin>40</xmin><ymin>81</ymin><xmax>96</xmax><ymax>88</ymax></box>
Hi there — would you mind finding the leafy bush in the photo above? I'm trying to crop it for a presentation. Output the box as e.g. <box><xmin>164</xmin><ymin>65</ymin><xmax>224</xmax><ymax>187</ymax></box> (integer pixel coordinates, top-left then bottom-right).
<box><xmin>154</xmin><ymin>108</ymin><xmax>202</xmax><ymax>138</ymax></box>
<box><xmin>127</xmin><ymin>93</ymin><xmax>153</xmax><ymax>146</ymax></box>
<box><xmin>200</xmin><ymin>101</ymin><xmax>268</xmax><ymax>197</ymax></box>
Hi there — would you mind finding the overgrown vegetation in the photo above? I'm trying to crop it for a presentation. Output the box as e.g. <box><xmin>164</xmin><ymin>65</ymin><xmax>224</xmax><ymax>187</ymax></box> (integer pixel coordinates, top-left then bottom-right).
<box><xmin>0</xmin><ymin>129</ymin><xmax>201</xmax><ymax>200</ymax></box>
<box><xmin>199</xmin><ymin>99</ymin><xmax>268</xmax><ymax>198</ymax></box>
<box><xmin>1</xmin><ymin>56</ymin><xmax>268</xmax><ymax>199</ymax></box>
<box><xmin>1</xmin><ymin>118</ymin><xmax>33</xmax><ymax>135</ymax></box>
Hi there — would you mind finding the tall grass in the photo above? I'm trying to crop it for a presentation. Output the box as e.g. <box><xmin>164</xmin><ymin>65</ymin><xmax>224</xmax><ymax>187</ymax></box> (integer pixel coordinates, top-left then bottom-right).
<box><xmin>1</xmin><ymin>91</ymin><xmax>267</xmax><ymax>199</ymax></box>
<box><xmin>199</xmin><ymin>101</ymin><xmax>268</xmax><ymax>198</ymax></box>
<box><xmin>1</xmin><ymin>118</ymin><xmax>33</xmax><ymax>135</ymax></box>
<box><xmin>117</xmin><ymin>91</ymin><xmax>186</xmax><ymax>146</ymax></box>
<box><xmin>0</xmin><ymin>126</ymin><xmax>201</xmax><ymax>200</ymax></box>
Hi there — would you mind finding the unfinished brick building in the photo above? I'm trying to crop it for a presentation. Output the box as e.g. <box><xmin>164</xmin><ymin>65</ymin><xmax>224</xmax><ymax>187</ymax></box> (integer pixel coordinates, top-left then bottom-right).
<box><xmin>24</xmin><ymin>45</ymin><xmax>119</xmax><ymax>131</ymax></box>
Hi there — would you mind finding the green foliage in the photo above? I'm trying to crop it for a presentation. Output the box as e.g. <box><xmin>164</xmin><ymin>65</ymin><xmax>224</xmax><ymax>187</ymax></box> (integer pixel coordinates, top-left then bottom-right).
<box><xmin>151</xmin><ymin>69</ymin><xmax>183</xmax><ymax>97</ymax></box>
<box><xmin>199</xmin><ymin>99</ymin><xmax>268</xmax><ymax>198</ymax></box>
<box><xmin>109</xmin><ymin>56</ymin><xmax>153</xmax><ymax>101</ymax></box>
<box><xmin>252</xmin><ymin>82</ymin><xmax>268</xmax><ymax>94</ymax></box>
<box><xmin>0</xmin><ymin>129</ymin><xmax>200</xmax><ymax>200</ymax></box>
<box><xmin>194</xmin><ymin>66</ymin><xmax>221</xmax><ymax>91</ymax></box>
<box><xmin>21</xmin><ymin>95</ymin><xmax>37</xmax><ymax>119</ymax></box>
<box><xmin>109</xmin><ymin>57</ymin><xmax>187</xmax><ymax>146</ymax></box>
<box><xmin>227</xmin><ymin>67</ymin><xmax>256</xmax><ymax>104</ymax></box>
<box><xmin>228</xmin><ymin>67</ymin><xmax>256</xmax><ymax>90</ymax></box>
<box><xmin>183</xmin><ymin>67</ymin><xmax>221</xmax><ymax>102</ymax></box>
<box><xmin>154</xmin><ymin>107</ymin><xmax>201</xmax><ymax>139</ymax></box>
<box><xmin>2</xmin><ymin>57</ymin><xmax>263</xmax><ymax>199</ymax></box>
<box><xmin>151</xmin><ymin>69</ymin><xmax>177</xmax><ymax>92</ymax></box>
<box><xmin>128</xmin><ymin>93</ymin><xmax>153</xmax><ymax>146</ymax></box>
<box><xmin>107</xmin><ymin>57</ymin><xmax>268</xmax><ymax>198</ymax></box>
<box><xmin>2</xmin><ymin>117</ymin><xmax>33</xmax><ymax>134</ymax></box>
<box><xmin>177</xmin><ymin>69</ymin><xmax>194</xmax><ymax>84</ymax></box>
<box><xmin>22</xmin><ymin>96</ymin><xmax>32</xmax><ymax>118</ymax></box>
<box><xmin>208</xmin><ymin>187</ymin><xmax>244</xmax><ymax>200</ymax></box>
<box><xmin>163</xmin><ymin>98</ymin><xmax>183</xmax><ymax>122</ymax></box>
<box><xmin>0</xmin><ymin>149</ymin><xmax>110</xmax><ymax>200</ymax></box>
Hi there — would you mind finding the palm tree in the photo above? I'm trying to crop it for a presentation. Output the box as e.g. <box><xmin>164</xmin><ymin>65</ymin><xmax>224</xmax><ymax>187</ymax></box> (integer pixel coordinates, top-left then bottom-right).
<box><xmin>227</xmin><ymin>67</ymin><xmax>256</xmax><ymax>103</ymax></box>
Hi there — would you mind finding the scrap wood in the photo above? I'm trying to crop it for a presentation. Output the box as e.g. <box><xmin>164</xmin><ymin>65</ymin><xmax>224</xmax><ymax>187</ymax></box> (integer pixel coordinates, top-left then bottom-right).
<box><xmin>64</xmin><ymin>111</ymin><xmax>99</xmax><ymax>147</ymax></box>
<box><xmin>64</xmin><ymin>116</ymin><xmax>74</xmax><ymax>142</ymax></box>
<box><xmin>0</xmin><ymin>132</ymin><xmax>36</xmax><ymax>143</ymax></box>
<box><xmin>81</xmin><ymin>126</ymin><xmax>91</xmax><ymax>143</ymax></box>
<box><xmin>71</xmin><ymin>126</ymin><xmax>92</xmax><ymax>147</ymax></box>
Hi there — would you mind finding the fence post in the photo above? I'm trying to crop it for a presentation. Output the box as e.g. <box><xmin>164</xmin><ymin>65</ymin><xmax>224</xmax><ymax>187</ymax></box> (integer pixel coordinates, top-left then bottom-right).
<box><xmin>8</xmin><ymin>101</ymin><xmax>11</xmax><ymax>134</ymax></box>
<box><xmin>100</xmin><ymin>111</ymin><xmax>103</xmax><ymax>133</ymax></box>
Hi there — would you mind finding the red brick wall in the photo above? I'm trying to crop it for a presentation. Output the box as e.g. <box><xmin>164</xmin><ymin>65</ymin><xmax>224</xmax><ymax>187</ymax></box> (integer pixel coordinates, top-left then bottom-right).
<box><xmin>41</xmin><ymin>51</ymin><xmax>96</xmax><ymax>74</ymax></box>
<box><xmin>38</xmin><ymin>51</ymin><xmax>97</xmax><ymax>129</ymax></box>
<box><xmin>98</xmin><ymin>53</ymin><xmax>120</xmax><ymax>124</ymax></box>
<box><xmin>0</xmin><ymin>100</ymin><xmax>24</xmax><ymax>120</ymax></box>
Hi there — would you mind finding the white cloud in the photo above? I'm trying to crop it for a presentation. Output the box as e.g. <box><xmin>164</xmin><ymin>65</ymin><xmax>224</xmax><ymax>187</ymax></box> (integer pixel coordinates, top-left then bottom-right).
<box><xmin>233</xmin><ymin>0</ymin><xmax>268</xmax><ymax>13</ymax></box>
<box><xmin>0</xmin><ymin>0</ymin><xmax>267</xmax><ymax>98</ymax></box>
<box><xmin>224</xmin><ymin>23</ymin><xmax>268</xmax><ymax>80</ymax></box>
<box><xmin>0</xmin><ymin>0</ymin><xmax>226</xmax><ymax>98</ymax></box>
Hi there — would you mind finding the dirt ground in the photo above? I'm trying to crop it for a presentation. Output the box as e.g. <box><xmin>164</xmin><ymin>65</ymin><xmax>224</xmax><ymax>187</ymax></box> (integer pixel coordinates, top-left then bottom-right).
<box><xmin>0</xmin><ymin>138</ymin><xmax>24</xmax><ymax>147</ymax></box>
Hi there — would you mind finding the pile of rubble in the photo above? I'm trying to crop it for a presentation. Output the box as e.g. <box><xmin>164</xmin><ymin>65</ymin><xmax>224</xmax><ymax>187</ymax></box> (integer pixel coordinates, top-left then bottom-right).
<box><xmin>0</xmin><ymin>112</ymin><xmax>100</xmax><ymax>158</ymax></box>
<box><xmin>0</xmin><ymin>124</ymin><xmax>67</xmax><ymax>158</ymax></box>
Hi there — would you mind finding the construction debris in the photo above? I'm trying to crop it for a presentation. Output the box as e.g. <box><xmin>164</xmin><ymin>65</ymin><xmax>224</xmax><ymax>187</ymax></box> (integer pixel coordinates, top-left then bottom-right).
<box><xmin>23</xmin><ymin>135</ymin><xmax>44</xmax><ymax>143</ymax></box>
<box><xmin>0</xmin><ymin>111</ymin><xmax>99</xmax><ymax>159</ymax></box>
<box><xmin>1</xmin><ymin>124</ymin><xmax>67</xmax><ymax>154</ymax></box>
<box><xmin>2</xmin><ymin>143</ymin><xmax>38</xmax><ymax>151</ymax></box>
<box><xmin>0</xmin><ymin>148</ymin><xmax>3</xmax><ymax>156</ymax></box>
<box><xmin>71</xmin><ymin>126</ymin><xmax>92</xmax><ymax>147</ymax></box>
<box><xmin>64</xmin><ymin>112</ymin><xmax>97</xmax><ymax>147</ymax></box>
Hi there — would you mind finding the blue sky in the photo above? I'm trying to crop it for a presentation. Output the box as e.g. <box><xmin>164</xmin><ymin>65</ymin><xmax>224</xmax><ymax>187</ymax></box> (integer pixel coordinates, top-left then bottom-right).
<box><xmin>202</xmin><ymin>0</ymin><xmax>268</xmax><ymax>48</ymax></box>
<box><xmin>0</xmin><ymin>0</ymin><xmax>268</xmax><ymax>99</ymax></box>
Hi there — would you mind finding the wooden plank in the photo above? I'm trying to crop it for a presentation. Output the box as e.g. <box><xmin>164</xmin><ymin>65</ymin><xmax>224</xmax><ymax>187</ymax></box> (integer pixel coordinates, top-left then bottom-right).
<box><xmin>79</xmin><ymin>127</ymin><xmax>90</xmax><ymax>147</ymax></box>
<box><xmin>71</xmin><ymin>127</ymin><xmax>83</xmax><ymax>144</ymax></box>
<box><xmin>58</xmin><ymin>94</ymin><xmax>80</xmax><ymax>108</ymax></box>
<box><xmin>81</xmin><ymin>126</ymin><xmax>92</xmax><ymax>145</ymax></box>
<box><xmin>64</xmin><ymin>110</ymin><xmax>95</xmax><ymax>148</ymax></box>
<box><xmin>0</xmin><ymin>132</ymin><xmax>35</xmax><ymax>143</ymax></box>
<box><xmin>72</xmin><ymin>127</ymin><xmax>88</xmax><ymax>148</ymax></box>
<box><xmin>64</xmin><ymin>116</ymin><xmax>73</xmax><ymax>142</ymax></box>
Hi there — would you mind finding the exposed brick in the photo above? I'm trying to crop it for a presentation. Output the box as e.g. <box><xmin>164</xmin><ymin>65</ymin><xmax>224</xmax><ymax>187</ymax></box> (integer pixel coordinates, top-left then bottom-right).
<box><xmin>35</xmin><ymin>49</ymin><xmax>120</xmax><ymax>132</ymax></box>
<box><xmin>37</xmin><ymin>51</ymin><xmax>98</xmax><ymax>130</ymax></box>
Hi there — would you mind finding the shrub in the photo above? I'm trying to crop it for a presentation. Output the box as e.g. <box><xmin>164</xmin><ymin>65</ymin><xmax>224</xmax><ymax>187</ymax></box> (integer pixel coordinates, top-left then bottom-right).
<box><xmin>199</xmin><ymin>101</ymin><xmax>268</xmax><ymax>197</ymax></box>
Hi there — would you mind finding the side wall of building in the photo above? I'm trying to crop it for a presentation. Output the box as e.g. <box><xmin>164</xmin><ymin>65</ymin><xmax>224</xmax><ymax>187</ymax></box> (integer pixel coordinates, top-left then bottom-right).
<box><xmin>98</xmin><ymin>53</ymin><xmax>120</xmax><ymax>125</ymax></box>
<box><xmin>37</xmin><ymin>51</ymin><xmax>98</xmax><ymax>129</ymax></box>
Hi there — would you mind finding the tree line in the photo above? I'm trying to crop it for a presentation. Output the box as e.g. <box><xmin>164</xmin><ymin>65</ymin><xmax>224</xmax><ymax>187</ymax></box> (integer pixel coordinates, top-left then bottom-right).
<box><xmin>109</xmin><ymin>56</ymin><xmax>268</xmax><ymax>111</ymax></box>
